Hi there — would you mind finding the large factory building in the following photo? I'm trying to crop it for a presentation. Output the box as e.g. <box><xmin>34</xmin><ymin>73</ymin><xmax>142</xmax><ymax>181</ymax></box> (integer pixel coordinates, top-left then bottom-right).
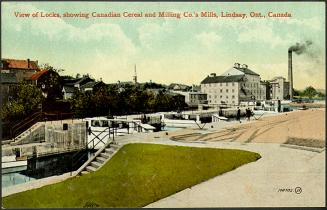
<box><xmin>269</xmin><ymin>76</ymin><xmax>290</xmax><ymax>100</ymax></box>
<box><xmin>200</xmin><ymin>63</ymin><xmax>267</xmax><ymax>105</ymax></box>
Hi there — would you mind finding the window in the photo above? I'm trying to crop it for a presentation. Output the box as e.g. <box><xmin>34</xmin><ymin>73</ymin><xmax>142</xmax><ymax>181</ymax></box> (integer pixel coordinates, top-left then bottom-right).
<box><xmin>215</xmin><ymin>95</ymin><xmax>217</xmax><ymax>98</ymax></box>
<box><xmin>232</xmin><ymin>89</ymin><xmax>234</xmax><ymax>93</ymax></box>
<box><xmin>226</xmin><ymin>96</ymin><xmax>229</xmax><ymax>99</ymax></box>
<box><xmin>226</xmin><ymin>83</ymin><xmax>228</xmax><ymax>86</ymax></box>
<box><xmin>220</xmin><ymin>83</ymin><xmax>222</xmax><ymax>86</ymax></box>
<box><xmin>226</xmin><ymin>89</ymin><xmax>229</xmax><ymax>93</ymax></box>
<box><xmin>232</xmin><ymin>101</ymin><xmax>235</xmax><ymax>104</ymax></box>
<box><xmin>91</xmin><ymin>120</ymin><xmax>100</xmax><ymax>127</ymax></box>
<box><xmin>232</xmin><ymin>95</ymin><xmax>235</xmax><ymax>99</ymax></box>
<box><xmin>232</xmin><ymin>82</ymin><xmax>235</xmax><ymax>86</ymax></box>
<box><xmin>209</xmin><ymin>95</ymin><xmax>211</xmax><ymax>98</ymax></box>
<box><xmin>220</xmin><ymin>89</ymin><xmax>223</xmax><ymax>93</ymax></box>
<box><xmin>220</xmin><ymin>95</ymin><xmax>222</xmax><ymax>98</ymax></box>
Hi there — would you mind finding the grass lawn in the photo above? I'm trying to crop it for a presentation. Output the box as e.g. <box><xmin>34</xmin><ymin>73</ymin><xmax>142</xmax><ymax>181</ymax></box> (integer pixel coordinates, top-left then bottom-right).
<box><xmin>3</xmin><ymin>143</ymin><xmax>261</xmax><ymax>208</ymax></box>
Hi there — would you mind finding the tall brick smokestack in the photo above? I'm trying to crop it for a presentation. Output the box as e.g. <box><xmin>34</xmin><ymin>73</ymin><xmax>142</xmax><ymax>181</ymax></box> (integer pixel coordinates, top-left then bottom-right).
<box><xmin>288</xmin><ymin>50</ymin><xmax>293</xmax><ymax>100</ymax></box>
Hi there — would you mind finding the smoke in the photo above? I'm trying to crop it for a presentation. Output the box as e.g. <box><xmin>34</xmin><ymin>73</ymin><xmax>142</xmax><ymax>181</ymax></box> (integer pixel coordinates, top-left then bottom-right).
<box><xmin>289</xmin><ymin>40</ymin><xmax>324</xmax><ymax>82</ymax></box>
<box><xmin>288</xmin><ymin>40</ymin><xmax>313</xmax><ymax>55</ymax></box>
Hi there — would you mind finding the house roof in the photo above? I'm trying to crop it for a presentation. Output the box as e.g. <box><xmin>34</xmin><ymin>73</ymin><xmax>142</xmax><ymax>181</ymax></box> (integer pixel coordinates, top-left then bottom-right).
<box><xmin>168</xmin><ymin>83</ymin><xmax>190</xmax><ymax>90</ymax></box>
<box><xmin>81</xmin><ymin>81</ymin><xmax>97</xmax><ymax>89</ymax></box>
<box><xmin>1</xmin><ymin>73</ymin><xmax>17</xmax><ymax>84</ymax></box>
<box><xmin>63</xmin><ymin>86</ymin><xmax>77</xmax><ymax>93</ymax></box>
<box><xmin>62</xmin><ymin>77</ymin><xmax>80</xmax><ymax>86</ymax></box>
<box><xmin>81</xmin><ymin>81</ymin><xmax>106</xmax><ymax>90</ymax></box>
<box><xmin>75</xmin><ymin>76</ymin><xmax>93</xmax><ymax>85</ymax></box>
<box><xmin>30</xmin><ymin>69</ymin><xmax>49</xmax><ymax>80</ymax></box>
<box><xmin>1</xmin><ymin>59</ymin><xmax>39</xmax><ymax>70</ymax></box>
<box><xmin>201</xmin><ymin>75</ymin><xmax>245</xmax><ymax>84</ymax></box>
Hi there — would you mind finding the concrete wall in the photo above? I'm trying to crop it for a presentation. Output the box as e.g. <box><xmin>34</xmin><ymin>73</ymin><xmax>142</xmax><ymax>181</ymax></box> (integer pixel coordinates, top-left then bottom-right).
<box><xmin>2</xmin><ymin>121</ymin><xmax>87</xmax><ymax>158</ymax></box>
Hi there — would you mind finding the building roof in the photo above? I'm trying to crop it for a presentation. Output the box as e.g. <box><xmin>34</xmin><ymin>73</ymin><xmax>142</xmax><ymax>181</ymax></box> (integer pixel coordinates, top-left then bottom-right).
<box><xmin>201</xmin><ymin>75</ymin><xmax>245</xmax><ymax>84</ymax></box>
<box><xmin>62</xmin><ymin>85</ymin><xmax>77</xmax><ymax>93</ymax></box>
<box><xmin>62</xmin><ymin>77</ymin><xmax>80</xmax><ymax>86</ymax></box>
<box><xmin>270</xmin><ymin>76</ymin><xmax>286</xmax><ymax>81</ymax></box>
<box><xmin>1</xmin><ymin>58</ymin><xmax>39</xmax><ymax>70</ymax></box>
<box><xmin>75</xmin><ymin>76</ymin><xmax>93</xmax><ymax>85</ymax></box>
<box><xmin>30</xmin><ymin>69</ymin><xmax>49</xmax><ymax>80</ymax></box>
<box><xmin>1</xmin><ymin>73</ymin><xmax>17</xmax><ymax>84</ymax></box>
<box><xmin>80</xmin><ymin>81</ymin><xmax>106</xmax><ymax>90</ymax></box>
<box><xmin>168</xmin><ymin>83</ymin><xmax>191</xmax><ymax>90</ymax></box>
<box><xmin>81</xmin><ymin>81</ymin><xmax>98</xmax><ymax>89</ymax></box>
<box><xmin>235</xmin><ymin>67</ymin><xmax>260</xmax><ymax>76</ymax></box>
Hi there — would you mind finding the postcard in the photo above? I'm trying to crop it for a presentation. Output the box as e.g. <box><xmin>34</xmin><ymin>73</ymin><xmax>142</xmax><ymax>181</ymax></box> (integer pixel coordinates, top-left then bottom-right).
<box><xmin>1</xmin><ymin>1</ymin><xmax>325</xmax><ymax>208</ymax></box>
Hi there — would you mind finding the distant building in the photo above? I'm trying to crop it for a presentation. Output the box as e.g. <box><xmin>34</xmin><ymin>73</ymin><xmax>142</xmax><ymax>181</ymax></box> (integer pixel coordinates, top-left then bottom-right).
<box><xmin>171</xmin><ymin>91</ymin><xmax>208</xmax><ymax>107</ymax></box>
<box><xmin>1</xmin><ymin>58</ymin><xmax>39</xmax><ymax>82</ymax></box>
<box><xmin>269</xmin><ymin>76</ymin><xmax>290</xmax><ymax>100</ymax></box>
<box><xmin>62</xmin><ymin>86</ymin><xmax>77</xmax><ymax>100</ymax></box>
<box><xmin>72</xmin><ymin>76</ymin><xmax>94</xmax><ymax>91</ymax></box>
<box><xmin>168</xmin><ymin>83</ymin><xmax>191</xmax><ymax>92</ymax></box>
<box><xmin>62</xmin><ymin>76</ymin><xmax>94</xmax><ymax>99</ymax></box>
<box><xmin>200</xmin><ymin>63</ymin><xmax>266</xmax><ymax>105</ymax></box>
<box><xmin>29</xmin><ymin>69</ymin><xmax>62</xmax><ymax>99</ymax></box>
<box><xmin>80</xmin><ymin>81</ymin><xmax>107</xmax><ymax>92</ymax></box>
<box><xmin>61</xmin><ymin>76</ymin><xmax>107</xmax><ymax>99</ymax></box>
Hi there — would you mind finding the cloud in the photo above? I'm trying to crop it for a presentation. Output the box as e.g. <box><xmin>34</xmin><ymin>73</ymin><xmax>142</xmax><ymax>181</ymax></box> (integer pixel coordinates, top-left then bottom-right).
<box><xmin>3</xmin><ymin>3</ymin><xmax>137</xmax><ymax>55</ymax></box>
<box><xmin>137</xmin><ymin>22</ymin><xmax>173</xmax><ymax>50</ymax></box>
<box><xmin>195</xmin><ymin>31</ymin><xmax>222</xmax><ymax>49</ymax></box>
<box><xmin>236</xmin><ymin>22</ymin><xmax>292</xmax><ymax>48</ymax></box>
<box><xmin>276</xmin><ymin>17</ymin><xmax>324</xmax><ymax>32</ymax></box>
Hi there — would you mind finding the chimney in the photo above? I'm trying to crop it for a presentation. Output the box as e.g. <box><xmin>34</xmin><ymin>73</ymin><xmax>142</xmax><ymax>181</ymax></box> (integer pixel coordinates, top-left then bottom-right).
<box><xmin>210</xmin><ymin>73</ymin><xmax>216</xmax><ymax>77</ymax></box>
<box><xmin>27</xmin><ymin>59</ymin><xmax>30</xmax><ymax>69</ymax></box>
<box><xmin>288</xmin><ymin>50</ymin><xmax>293</xmax><ymax>100</ymax></box>
<box><xmin>234</xmin><ymin>63</ymin><xmax>240</xmax><ymax>68</ymax></box>
<box><xmin>242</xmin><ymin>64</ymin><xmax>248</xmax><ymax>69</ymax></box>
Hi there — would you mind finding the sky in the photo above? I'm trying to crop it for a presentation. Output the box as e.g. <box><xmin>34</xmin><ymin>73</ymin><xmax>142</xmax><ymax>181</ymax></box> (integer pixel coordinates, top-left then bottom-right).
<box><xmin>1</xmin><ymin>1</ymin><xmax>325</xmax><ymax>90</ymax></box>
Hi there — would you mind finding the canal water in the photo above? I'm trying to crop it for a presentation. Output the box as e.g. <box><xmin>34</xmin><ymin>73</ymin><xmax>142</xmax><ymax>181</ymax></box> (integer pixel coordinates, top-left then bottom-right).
<box><xmin>2</xmin><ymin>150</ymin><xmax>92</xmax><ymax>188</ymax></box>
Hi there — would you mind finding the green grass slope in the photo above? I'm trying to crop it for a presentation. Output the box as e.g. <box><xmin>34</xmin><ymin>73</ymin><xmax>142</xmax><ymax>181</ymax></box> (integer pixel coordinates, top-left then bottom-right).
<box><xmin>3</xmin><ymin>143</ymin><xmax>261</xmax><ymax>208</ymax></box>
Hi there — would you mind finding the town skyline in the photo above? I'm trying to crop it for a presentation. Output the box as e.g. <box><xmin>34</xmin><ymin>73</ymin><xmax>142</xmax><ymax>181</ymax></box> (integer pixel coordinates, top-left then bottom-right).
<box><xmin>2</xmin><ymin>2</ymin><xmax>325</xmax><ymax>89</ymax></box>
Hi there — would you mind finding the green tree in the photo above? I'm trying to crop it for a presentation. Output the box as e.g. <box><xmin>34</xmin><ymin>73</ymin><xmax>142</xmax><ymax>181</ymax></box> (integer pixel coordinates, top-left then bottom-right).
<box><xmin>303</xmin><ymin>86</ymin><xmax>317</xmax><ymax>99</ymax></box>
<box><xmin>70</xmin><ymin>91</ymin><xmax>93</xmax><ymax>118</ymax></box>
<box><xmin>1</xmin><ymin>83</ymin><xmax>43</xmax><ymax>120</ymax></box>
<box><xmin>317</xmin><ymin>92</ymin><xmax>325</xmax><ymax>98</ymax></box>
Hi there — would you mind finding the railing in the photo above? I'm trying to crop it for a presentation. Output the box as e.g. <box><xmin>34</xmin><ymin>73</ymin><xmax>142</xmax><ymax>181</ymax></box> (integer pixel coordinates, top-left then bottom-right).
<box><xmin>70</xmin><ymin>126</ymin><xmax>113</xmax><ymax>173</ymax></box>
<box><xmin>70</xmin><ymin>118</ymin><xmax>160</xmax><ymax>175</ymax></box>
<box><xmin>10</xmin><ymin>112</ymin><xmax>74</xmax><ymax>140</ymax></box>
<box><xmin>70</xmin><ymin>121</ymin><xmax>145</xmax><ymax>175</ymax></box>
<box><xmin>11</xmin><ymin>111</ymin><xmax>43</xmax><ymax>139</ymax></box>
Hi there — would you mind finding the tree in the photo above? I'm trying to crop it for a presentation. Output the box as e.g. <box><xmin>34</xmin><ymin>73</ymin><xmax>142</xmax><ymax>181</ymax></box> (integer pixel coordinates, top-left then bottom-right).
<box><xmin>1</xmin><ymin>83</ymin><xmax>43</xmax><ymax>120</ymax></box>
<box><xmin>40</xmin><ymin>63</ymin><xmax>65</xmax><ymax>73</ymax></box>
<box><xmin>317</xmin><ymin>92</ymin><xmax>325</xmax><ymax>98</ymax></box>
<box><xmin>303</xmin><ymin>86</ymin><xmax>317</xmax><ymax>99</ymax></box>
<box><xmin>293</xmin><ymin>89</ymin><xmax>301</xmax><ymax>97</ymax></box>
